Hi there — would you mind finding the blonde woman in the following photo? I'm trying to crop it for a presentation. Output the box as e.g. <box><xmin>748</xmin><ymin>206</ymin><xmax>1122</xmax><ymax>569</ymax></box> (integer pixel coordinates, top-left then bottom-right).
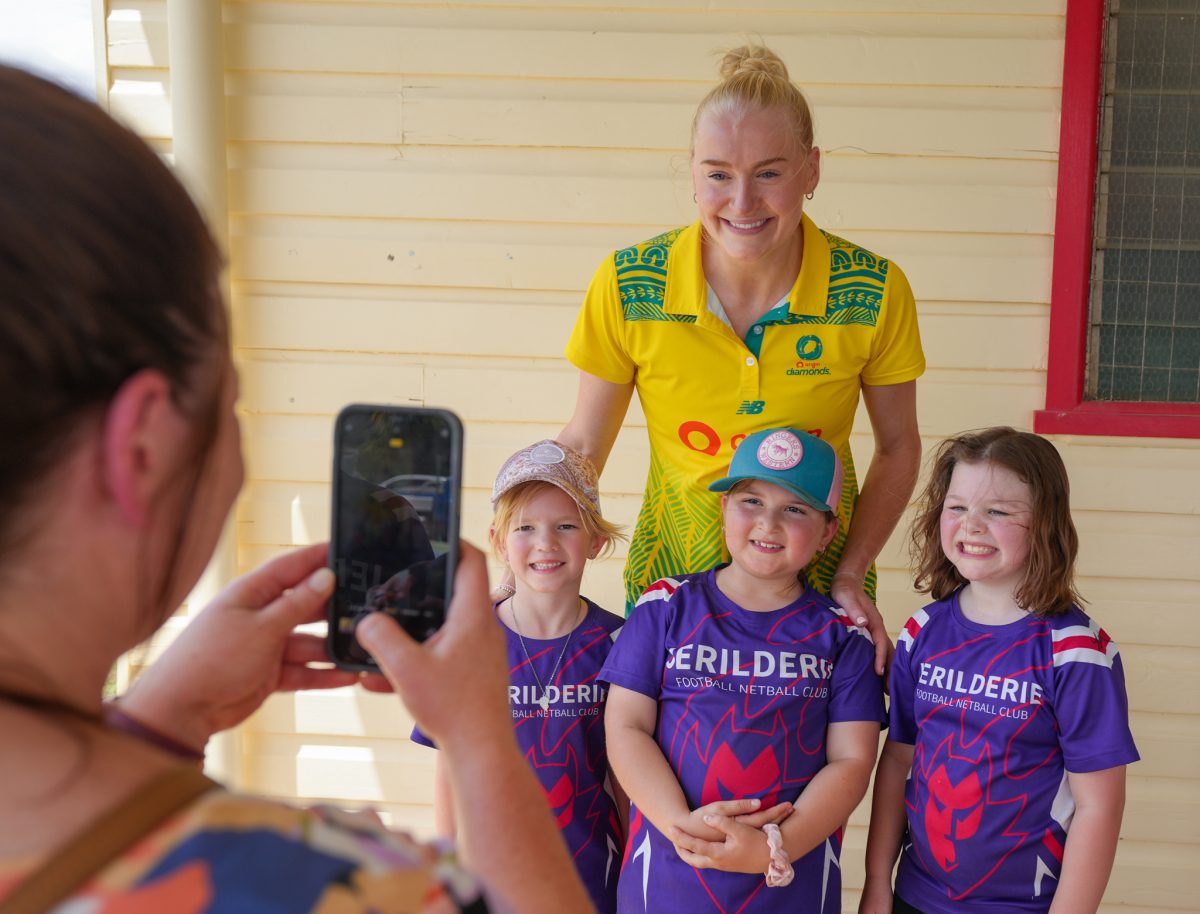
<box><xmin>560</xmin><ymin>44</ymin><xmax>925</xmax><ymax>671</ymax></box>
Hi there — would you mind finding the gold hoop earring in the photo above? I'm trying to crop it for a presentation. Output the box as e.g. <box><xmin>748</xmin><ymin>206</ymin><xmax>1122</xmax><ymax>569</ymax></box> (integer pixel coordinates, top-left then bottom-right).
<box><xmin>693</xmin><ymin>193</ymin><xmax>698</xmax><ymax>203</ymax></box>
<box><xmin>805</xmin><ymin>191</ymin><xmax>814</xmax><ymax>201</ymax></box>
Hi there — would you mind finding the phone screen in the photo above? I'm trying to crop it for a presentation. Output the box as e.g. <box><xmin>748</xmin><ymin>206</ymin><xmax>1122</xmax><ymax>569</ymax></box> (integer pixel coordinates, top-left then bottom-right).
<box><xmin>327</xmin><ymin>405</ymin><xmax>462</xmax><ymax>669</ymax></box>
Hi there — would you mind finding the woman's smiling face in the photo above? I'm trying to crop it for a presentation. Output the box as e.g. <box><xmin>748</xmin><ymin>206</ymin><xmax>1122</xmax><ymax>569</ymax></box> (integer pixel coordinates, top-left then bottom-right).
<box><xmin>691</xmin><ymin>105</ymin><xmax>819</xmax><ymax>270</ymax></box>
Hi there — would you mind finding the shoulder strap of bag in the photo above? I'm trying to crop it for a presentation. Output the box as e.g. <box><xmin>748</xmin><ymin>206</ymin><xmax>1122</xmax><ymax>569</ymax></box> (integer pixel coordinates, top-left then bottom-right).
<box><xmin>0</xmin><ymin>765</ymin><xmax>218</xmax><ymax>914</ymax></box>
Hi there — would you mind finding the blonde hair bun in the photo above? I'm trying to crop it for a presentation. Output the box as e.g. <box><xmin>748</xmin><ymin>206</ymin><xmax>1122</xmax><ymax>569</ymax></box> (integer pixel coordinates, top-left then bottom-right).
<box><xmin>718</xmin><ymin>45</ymin><xmax>789</xmax><ymax>83</ymax></box>
<box><xmin>692</xmin><ymin>43</ymin><xmax>815</xmax><ymax>154</ymax></box>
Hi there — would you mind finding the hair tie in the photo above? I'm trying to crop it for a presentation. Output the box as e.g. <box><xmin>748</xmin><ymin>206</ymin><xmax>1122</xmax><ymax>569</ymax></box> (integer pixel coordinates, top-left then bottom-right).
<box><xmin>763</xmin><ymin>823</ymin><xmax>793</xmax><ymax>887</ymax></box>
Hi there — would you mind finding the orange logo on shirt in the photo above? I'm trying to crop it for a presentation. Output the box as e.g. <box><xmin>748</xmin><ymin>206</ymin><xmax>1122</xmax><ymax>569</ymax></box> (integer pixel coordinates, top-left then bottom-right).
<box><xmin>677</xmin><ymin>421</ymin><xmax>823</xmax><ymax>457</ymax></box>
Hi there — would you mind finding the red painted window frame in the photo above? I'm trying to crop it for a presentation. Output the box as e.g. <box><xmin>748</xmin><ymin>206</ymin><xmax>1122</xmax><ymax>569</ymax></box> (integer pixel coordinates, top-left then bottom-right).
<box><xmin>1034</xmin><ymin>0</ymin><xmax>1200</xmax><ymax>439</ymax></box>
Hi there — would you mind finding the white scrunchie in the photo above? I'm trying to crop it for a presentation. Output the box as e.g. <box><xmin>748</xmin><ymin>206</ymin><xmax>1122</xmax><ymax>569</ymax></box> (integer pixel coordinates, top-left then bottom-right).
<box><xmin>763</xmin><ymin>823</ymin><xmax>794</xmax><ymax>887</ymax></box>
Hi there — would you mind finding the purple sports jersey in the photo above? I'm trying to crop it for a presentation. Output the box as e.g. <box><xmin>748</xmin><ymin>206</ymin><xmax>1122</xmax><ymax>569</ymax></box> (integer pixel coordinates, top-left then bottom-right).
<box><xmin>412</xmin><ymin>598</ymin><xmax>624</xmax><ymax>914</ymax></box>
<box><xmin>600</xmin><ymin>569</ymin><xmax>885</xmax><ymax>914</ymax></box>
<box><xmin>889</xmin><ymin>592</ymin><xmax>1139</xmax><ymax>914</ymax></box>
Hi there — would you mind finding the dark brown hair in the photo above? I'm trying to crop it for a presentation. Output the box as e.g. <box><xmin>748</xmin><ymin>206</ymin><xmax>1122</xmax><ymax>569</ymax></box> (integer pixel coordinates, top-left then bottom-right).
<box><xmin>0</xmin><ymin>67</ymin><xmax>226</xmax><ymax>584</ymax></box>
<box><xmin>910</xmin><ymin>427</ymin><xmax>1082</xmax><ymax>616</ymax></box>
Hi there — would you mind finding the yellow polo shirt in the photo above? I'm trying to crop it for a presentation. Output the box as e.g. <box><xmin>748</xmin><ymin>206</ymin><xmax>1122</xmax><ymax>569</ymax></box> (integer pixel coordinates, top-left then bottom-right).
<box><xmin>566</xmin><ymin>216</ymin><xmax>925</xmax><ymax>609</ymax></box>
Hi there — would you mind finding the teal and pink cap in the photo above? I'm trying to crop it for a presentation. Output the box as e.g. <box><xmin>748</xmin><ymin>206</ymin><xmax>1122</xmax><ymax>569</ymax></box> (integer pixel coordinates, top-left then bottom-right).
<box><xmin>708</xmin><ymin>427</ymin><xmax>843</xmax><ymax>513</ymax></box>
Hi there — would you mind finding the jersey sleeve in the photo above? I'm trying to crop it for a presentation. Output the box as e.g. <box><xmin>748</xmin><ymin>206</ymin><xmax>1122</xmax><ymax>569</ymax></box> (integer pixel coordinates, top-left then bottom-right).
<box><xmin>598</xmin><ymin>589</ymin><xmax>670</xmax><ymax>699</ymax></box>
<box><xmin>887</xmin><ymin>613</ymin><xmax>924</xmax><ymax>745</ymax></box>
<box><xmin>861</xmin><ymin>259</ymin><xmax>926</xmax><ymax>387</ymax></box>
<box><xmin>828</xmin><ymin>628</ymin><xmax>887</xmax><ymax>725</ymax></box>
<box><xmin>563</xmin><ymin>253</ymin><xmax>636</xmax><ymax>384</ymax></box>
<box><xmin>1050</xmin><ymin>620</ymin><xmax>1140</xmax><ymax>773</ymax></box>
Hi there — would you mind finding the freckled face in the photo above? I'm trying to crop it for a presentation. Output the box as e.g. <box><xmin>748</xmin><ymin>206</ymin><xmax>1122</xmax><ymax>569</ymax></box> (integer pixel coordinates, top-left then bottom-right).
<box><xmin>939</xmin><ymin>461</ymin><xmax>1033</xmax><ymax>598</ymax></box>
<box><xmin>691</xmin><ymin>106</ymin><xmax>819</xmax><ymax>270</ymax></box>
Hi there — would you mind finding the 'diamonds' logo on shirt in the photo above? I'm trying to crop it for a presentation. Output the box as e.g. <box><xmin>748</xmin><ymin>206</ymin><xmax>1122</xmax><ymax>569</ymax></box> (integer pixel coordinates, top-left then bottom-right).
<box><xmin>788</xmin><ymin>334</ymin><xmax>831</xmax><ymax>377</ymax></box>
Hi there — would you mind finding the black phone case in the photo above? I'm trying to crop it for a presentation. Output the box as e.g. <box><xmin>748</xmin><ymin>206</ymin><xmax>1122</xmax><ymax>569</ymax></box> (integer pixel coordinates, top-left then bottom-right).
<box><xmin>325</xmin><ymin>403</ymin><xmax>463</xmax><ymax>671</ymax></box>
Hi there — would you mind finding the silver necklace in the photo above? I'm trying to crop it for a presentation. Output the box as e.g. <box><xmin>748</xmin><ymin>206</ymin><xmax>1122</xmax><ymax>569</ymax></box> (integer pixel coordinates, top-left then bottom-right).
<box><xmin>510</xmin><ymin>596</ymin><xmax>584</xmax><ymax>712</ymax></box>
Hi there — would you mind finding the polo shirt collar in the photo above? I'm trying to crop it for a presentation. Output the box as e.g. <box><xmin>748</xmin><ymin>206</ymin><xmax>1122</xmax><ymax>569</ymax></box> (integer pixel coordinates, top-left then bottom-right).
<box><xmin>663</xmin><ymin>222</ymin><xmax>706</xmax><ymax>316</ymax></box>
<box><xmin>790</xmin><ymin>212</ymin><xmax>831</xmax><ymax>318</ymax></box>
<box><xmin>661</xmin><ymin>215</ymin><xmax>830</xmax><ymax>318</ymax></box>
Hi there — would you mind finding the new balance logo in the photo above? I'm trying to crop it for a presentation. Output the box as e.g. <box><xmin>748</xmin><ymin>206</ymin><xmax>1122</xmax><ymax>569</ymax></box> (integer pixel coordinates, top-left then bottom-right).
<box><xmin>736</xmin><ymin>400</ymin><xmax>766</xmax><ymax>415</ymax></box>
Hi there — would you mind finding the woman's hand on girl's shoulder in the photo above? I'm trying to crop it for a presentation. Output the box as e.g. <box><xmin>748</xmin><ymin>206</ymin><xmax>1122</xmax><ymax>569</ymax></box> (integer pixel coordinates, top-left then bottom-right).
<box><xmin>830</xmin><ymin>573</ymin><xmax>895</xmax><ymax>677</ymax></box>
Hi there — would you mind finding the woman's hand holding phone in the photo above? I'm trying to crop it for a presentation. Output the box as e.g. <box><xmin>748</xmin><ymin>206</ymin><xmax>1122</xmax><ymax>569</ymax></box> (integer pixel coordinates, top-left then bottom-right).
<box><xmin>326</xmin><ymin>405</ymin><xmax>463</xmax><ymax>669</ymax></box>
<box><xmin>356</xmin><ymin>541</ymin><xmax>513</xmax><ymax>750</ymax></box>
<box><xmin>116</xmin><ymin>543</ymin><xmax>360</xmax><ymax>753</ymax></box>
<box><xmin>116</xmin><ymin>535</ymin><xmax>507</xmax><ymax>759</ymax></box>
<box><xmin>357</xmin><ymin>542</ymin><xmax>599</xmax><ymax>913</ymax></box>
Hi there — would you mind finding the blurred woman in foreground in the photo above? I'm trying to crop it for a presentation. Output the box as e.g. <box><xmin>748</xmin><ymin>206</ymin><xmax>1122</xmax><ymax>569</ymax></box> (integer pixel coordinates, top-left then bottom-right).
<box><xmin>0</xmin><ymin>65</ymin><xmax>593</xmax><ymax>914</ymax></box>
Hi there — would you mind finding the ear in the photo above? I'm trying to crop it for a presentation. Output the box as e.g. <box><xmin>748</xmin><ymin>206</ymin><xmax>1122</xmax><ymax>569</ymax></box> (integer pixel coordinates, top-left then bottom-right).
<box><xmin>803</xmin><ymin>146</ymin><xmax>821</xmax><ymax>195</ymax></box>
<box><xmin>819</xmin><ymin>514</ymin><xmax>839</xmax><ymax>551</ymax></box>
<box><xmin>489</xmin><ymin>523</ymin><xmax>507</xmax><ymax>562</ymax></box>
<box><xmin>588</xmin><ymin>534</ymin><xmax>605</xmax><ymax>560</ymax></box>
<box><xmin>102</xmin><ymin>369</ymin><xmax>179</xmax><ymax>526</ymax></box>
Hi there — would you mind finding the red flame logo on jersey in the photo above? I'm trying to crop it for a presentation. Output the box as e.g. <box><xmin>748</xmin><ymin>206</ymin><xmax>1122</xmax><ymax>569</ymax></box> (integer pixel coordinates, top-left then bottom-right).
<box><xmin>924</xmin><ymin>765</ymin><xmax>984</xmax><ymax>871</ymax></box>
<box><xmin>908</xmin><ymin>733</ymin><xmax>1032</xmax><ymax>901</ymax></box>
<box><xmin>545</xmin><ymin>771</ymin><xmax>576</xmax><ymax>829</ymax></box>
<box><xmin>701</xmin><ymin>743</ymin><xmax>782</xmax><ymax>809</ymax></box>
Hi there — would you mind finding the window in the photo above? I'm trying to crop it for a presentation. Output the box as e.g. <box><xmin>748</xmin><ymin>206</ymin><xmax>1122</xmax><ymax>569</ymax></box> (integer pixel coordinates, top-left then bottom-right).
<box><xmin>1035</xmin><ymin>0</ymin><xmax>1200</xmax><ymax>438</ymax></box>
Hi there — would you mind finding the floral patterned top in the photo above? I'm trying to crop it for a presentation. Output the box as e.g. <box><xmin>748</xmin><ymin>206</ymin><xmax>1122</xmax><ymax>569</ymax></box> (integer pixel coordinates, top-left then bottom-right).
<box><xmin>0</xmin><ymin>790</ymin><xmax>486</xmax><ymax>913</ymax></box>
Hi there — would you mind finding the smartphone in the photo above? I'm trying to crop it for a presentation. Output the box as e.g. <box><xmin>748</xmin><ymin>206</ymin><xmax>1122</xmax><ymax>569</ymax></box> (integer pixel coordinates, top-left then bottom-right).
<box><xmin>326</xmin><ymin>404</ymin><xmax>463</xmax><ymax>670</ymax></box>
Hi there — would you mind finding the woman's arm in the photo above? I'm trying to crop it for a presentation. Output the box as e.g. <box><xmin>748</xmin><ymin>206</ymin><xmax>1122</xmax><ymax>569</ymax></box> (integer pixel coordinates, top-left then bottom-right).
<box><xmin>481</xmin><ymin>369</ymin><xmax>633</xmax><ymax>602</ymax></box>
<box><xmin>358</xmin><ymin>544</ymin><xmax>596</xmax><ymax>914</ymax></box>
<box><xmin>831</xmin><ymin>380</ymin><xmax>922</xmax><ymax>674</ymax></box>
<box><xmin>1046</xmin><ymin>767</ymin><xmax>1127</xmax><ymax>914</ymax></box>
<box><xmin>558</xmin><ymin>370</ymin><xmax>635</xmax><ymax>473</ymax></box>
<box><xmin>859</xmin><ymin>739</ymin><xmax>915</xmax><ymax>914</ymax></box>
<box><xmin>433</xmin><ymin>753</ymin><xmax>457</xmax><ymax>838</ymax></box>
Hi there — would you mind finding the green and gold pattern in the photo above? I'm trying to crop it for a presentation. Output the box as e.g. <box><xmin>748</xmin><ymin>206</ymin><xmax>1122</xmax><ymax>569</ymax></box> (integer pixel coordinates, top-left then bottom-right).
<box><xmin>754</xmin><ymin>230</ymin><xmax>888</xmax><ymax>329</ymax></box>
<box><xmin>615</xmin><ymin>228</ymin><xmax>696</xmax><ymax>323</ymax></box>
<box><xmin>803</xmin><ymin>442</ymin><xmax>876</xmax><ymax>600</ymax></box>
<box><xmin>822</xmin><ymin>230</ymin><xmax>888</xmax><ymax>326</ymax></box>
<box><xmin>624</xmin><ymin>449</ymin><xmax>724</xmax><ymax>609</ymax></box>
<box><xmin>616</xmin><ymin>225</ymin><xmax>888</xmax><ymax>610</ymax></box>
<box><xmin>623</xmin><ymin>442</ymin><xmax>877</xmax><ymax>611</ymax></box>
<box><xmin>615</xmin><ymin>226</ymin><xmax>886</xmax><ymax>328</ymax></box>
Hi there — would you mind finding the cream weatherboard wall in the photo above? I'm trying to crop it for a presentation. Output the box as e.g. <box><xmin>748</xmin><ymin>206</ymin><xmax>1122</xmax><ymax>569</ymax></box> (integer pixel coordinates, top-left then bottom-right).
<box><xmin>100</xmin><ymin>1</ymin><xmax>1198</xmax><ymax>910</ymax></box>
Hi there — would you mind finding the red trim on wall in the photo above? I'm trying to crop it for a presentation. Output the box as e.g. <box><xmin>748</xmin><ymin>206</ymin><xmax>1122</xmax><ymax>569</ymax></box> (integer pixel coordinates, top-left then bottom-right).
<box><xmin>1041</xmin><ymin>0</ymin><xmax>1103</xmax><ymax>415</ymax></box>
<box><xmin>1034</xmin><ymin>0</ymin><xmax>1200</xmax><ymax>439</ymax></box>
<box><xmin>1036</xmin><ymin>400</ymin><xmax>1200</xmax><ymax>437</ymax></box>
